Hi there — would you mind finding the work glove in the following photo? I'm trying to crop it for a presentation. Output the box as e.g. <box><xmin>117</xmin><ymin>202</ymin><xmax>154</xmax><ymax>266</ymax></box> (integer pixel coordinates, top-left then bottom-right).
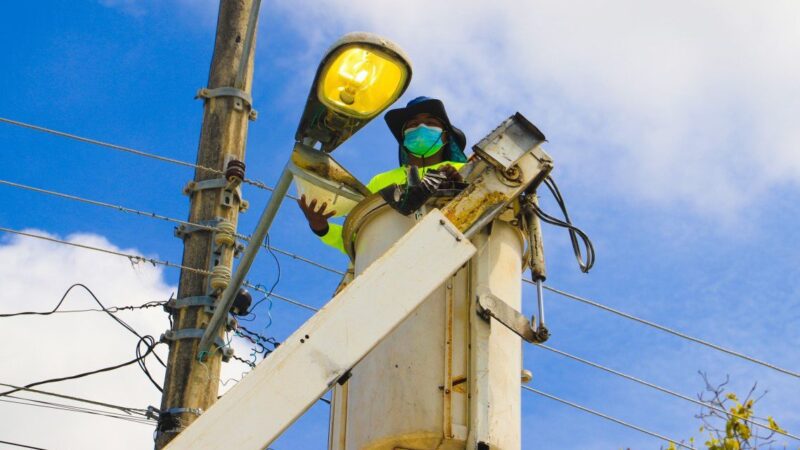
<box><xmin>380</xmin><ymin>166</ymin><xmax>451</xmax><ymax>216</ymax></box>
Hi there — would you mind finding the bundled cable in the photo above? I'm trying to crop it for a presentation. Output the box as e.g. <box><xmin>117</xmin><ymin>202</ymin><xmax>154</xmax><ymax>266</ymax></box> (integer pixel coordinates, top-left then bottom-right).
<box><xmin>0</xmin><ymin>335</ymin><xmax>160</xmax><ymax>398</ymax></box>
<box><xmin>0</xmin><ymin>283</ymin><xmax>167</xmax><ymax>392</ymax></box>
<box><xmin>528</xmin><ymin>175</ymin><xmax>595</xmax><ymax>273</ymax></box>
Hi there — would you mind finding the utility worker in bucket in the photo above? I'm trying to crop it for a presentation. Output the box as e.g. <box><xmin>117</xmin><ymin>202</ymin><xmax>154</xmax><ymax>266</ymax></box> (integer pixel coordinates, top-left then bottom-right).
<box><xmin>297</xmin><ymin>96</ymin><xmax>468</xmax><ymax>253</ymax></box>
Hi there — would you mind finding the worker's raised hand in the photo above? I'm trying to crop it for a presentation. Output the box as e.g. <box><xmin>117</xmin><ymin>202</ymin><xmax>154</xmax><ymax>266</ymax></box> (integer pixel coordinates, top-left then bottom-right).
<box><xmin>298</xmin><ymin>194</ymin><xmax>336</xmax><ymax>235</ymax></box>
<box><xmin>438</xmin><ymin>164</ymin><xmax>463</xmax><ymax>183</ymax></box>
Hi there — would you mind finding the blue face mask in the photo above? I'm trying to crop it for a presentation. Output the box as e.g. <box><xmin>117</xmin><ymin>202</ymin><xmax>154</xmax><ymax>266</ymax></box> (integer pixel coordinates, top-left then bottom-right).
<box><xmin>403</xmin><ymin>124</ymin><xmax>444</xmax><ymax>158</ymax></box>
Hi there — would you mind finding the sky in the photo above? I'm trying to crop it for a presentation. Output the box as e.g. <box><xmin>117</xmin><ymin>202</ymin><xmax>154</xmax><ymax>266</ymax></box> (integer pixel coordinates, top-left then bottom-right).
<box><xmin>0</xmin><ymin>1</ymin><xmax>799</xmax><ymax>449</ymax></box>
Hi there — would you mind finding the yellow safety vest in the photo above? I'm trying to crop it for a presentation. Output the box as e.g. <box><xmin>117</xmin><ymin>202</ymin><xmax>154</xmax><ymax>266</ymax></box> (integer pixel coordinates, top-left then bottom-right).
<box><xmin>319</xmin><ymin>161</ymin><xmax>465</xmax><ymax>253</ymax></box>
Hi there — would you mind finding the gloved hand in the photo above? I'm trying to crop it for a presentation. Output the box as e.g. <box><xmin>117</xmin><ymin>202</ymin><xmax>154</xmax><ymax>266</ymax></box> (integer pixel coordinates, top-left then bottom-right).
<box><xmin>297</xmin><ymin>194</ymin><xmax>336</xmax><ymax>236</ymax></box>
<box><xmin>437</xmin><ymin>164</ymin><xmax>463</xmax><ymax>183</ymax></box>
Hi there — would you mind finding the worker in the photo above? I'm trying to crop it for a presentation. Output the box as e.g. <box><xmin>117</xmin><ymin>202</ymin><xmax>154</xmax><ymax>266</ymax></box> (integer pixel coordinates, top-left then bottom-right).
<box><xmin>297</xmin><ymin>96</ymin><xmax>468</xmax><ymax>253</ymax></box>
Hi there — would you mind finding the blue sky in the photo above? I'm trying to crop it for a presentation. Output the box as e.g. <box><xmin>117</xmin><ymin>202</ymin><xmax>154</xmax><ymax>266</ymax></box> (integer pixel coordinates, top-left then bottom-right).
<box><xmin>1</xmin><ymin>1</ymin><xmax>799</xmax><ymax>449</ymax></box>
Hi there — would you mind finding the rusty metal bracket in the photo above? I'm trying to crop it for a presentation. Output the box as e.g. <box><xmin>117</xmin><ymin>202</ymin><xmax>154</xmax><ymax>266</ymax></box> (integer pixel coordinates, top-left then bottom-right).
<box><xmin>195</xmin><ymin>87</ymin><xmax>258</xmax><ymax>121</ymax></box>
<box><xmin>476</xmin><ymin>292</ymin><xmax>549</xmax><ymax>343</ymax></box>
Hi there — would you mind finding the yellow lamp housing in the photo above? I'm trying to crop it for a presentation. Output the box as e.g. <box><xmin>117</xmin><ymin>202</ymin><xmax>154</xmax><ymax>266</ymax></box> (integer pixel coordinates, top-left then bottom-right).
<box><xmin>296</xmin><ymin>32</ymin><xmax>412</xmax><ymax>153</ymax></box>
<box><xmin>318</xmin><ymin>45</ymin><xmax>408</xmax><ymax>119</ymax></box>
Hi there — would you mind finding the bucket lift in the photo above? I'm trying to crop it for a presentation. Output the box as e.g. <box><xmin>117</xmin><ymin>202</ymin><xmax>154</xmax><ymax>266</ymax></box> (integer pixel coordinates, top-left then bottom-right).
<box><xmin>166</xmin><ymin>113</ymin><xmax>553</xmax><ymax>450</ymax></box>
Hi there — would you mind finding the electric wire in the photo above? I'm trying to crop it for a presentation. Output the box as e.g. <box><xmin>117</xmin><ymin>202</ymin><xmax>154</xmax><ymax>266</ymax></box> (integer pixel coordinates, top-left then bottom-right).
<box><xmin>538</xmin><ymin>283</ymin><xmax>800</xmax><ymax>379</ymax></box>
<box><xmin>0</xmin><ymin>117</ymin><xmax>274</xmax><ymax>192</ymax></box>
<box><xmin>0</xmin><ymin>283</ymin><xmax>167</xmax><ymax>392</ymax></box>
<box><xmin>0</xmin><ymin>396</ymin><xmax>154</xmax><ymax>426</ymax></box>
<box><xmin>0</xmin><ymin>178</ymin><xmax>331</xmax><ymax>274</ymax></box>
<box><xmin>11</xmin><ymin>220</ymin><xmax>787</xmax><ymax>382</ymax></box>
<box><xmin>0</xmin><ymin>439</ymin><xmax>47</xmax><ymax>450</ymax></box>
<box><xmin>0</xmin><ymin>383</ymin><xmax>149</xmax><ymax>417</ymax></box>
<box><xmin>530</xmin><ymin>175</ymin><xmax>595</xmax><ymax>273</ymax></box>
<box><xmin>534</xmin><ymin>345</ymin><xmax>800</xmax><ymax>442</ymax></box>
<box><xmin>521</xmin><ymin>385</ymin><xmax>694</xmax><ymax>449</ymax></box>
<box><xmin>245</xmin><ymin>282</ymin><xmax>319</xmax><ymax>312</ymax></box>
<box><xmin>0</xmin><ymin>178</ymin><xmax>221</xmax><ymax>234</ymax></box>
<box><xmin>0</xmin><ymin>301</ymin><xmax>165</xmax><ymax>316</ymax></box>
<box><xmin>0</xmin><ymin>226</ymin><xmax>319</xmax><ymax>314</ymax></box>
<box><xmin>247</xmin><ymin>233</ymin><xmax>282</xmax><ymax>314</ymax></box>
<box><xmin>7</xmin><ymin>175</ymin><xmax>793</xmax><ymax>381</ymax></box>
<box><xmin>0</xmin><ymin>227</ymin><xmax>212</xmax><ymax>277</ymax></box>
<box><xmin>263</xmin><ymin>244</ymin><xmax>344</xmax><ymax>276</ymax></box>
<box><xmin>0</xmin><ymin>336</ymin><xmax>160</xmax><ymax>398</ymax></box>
<box><xmin>1</xmin><ymin>225</ymin><xmax>316</xmax><ymax>315</ymax></box>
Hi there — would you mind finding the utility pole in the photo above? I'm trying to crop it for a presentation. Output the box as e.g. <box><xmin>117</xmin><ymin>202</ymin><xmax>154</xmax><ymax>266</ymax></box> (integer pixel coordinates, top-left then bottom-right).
<box><xmin>155</xmin><ymin>1</ymin><xmax>259</xmax><ymax>448</ymax></box>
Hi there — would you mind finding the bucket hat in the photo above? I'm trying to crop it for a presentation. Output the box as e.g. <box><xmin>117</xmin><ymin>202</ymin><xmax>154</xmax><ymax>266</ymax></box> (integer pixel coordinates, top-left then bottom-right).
<box><xmin>384</xmin><ymin>96</ymin><xmax>467</xmax><ymax>165</ymax></box>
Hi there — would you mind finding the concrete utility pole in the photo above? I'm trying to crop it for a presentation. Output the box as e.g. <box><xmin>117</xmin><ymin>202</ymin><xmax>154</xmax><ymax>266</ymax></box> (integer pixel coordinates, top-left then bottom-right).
<box><xmin>155</xmin><ymin>1</ymin><xmax>259</xmax><ymax>448</ymax></box>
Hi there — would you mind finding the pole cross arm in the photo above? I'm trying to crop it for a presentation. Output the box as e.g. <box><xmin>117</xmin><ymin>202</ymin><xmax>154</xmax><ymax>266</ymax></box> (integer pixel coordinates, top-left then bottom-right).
<box><xmin>164</xmin><ymin>210</ymin><xmax>477</xmax><ymax>450</ymax></box>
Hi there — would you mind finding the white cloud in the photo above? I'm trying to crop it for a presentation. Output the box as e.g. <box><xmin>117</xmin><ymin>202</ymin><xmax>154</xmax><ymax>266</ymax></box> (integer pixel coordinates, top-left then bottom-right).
<box><xmin>0</xmin><ymin>231</ymin><xmax>257</xmax><ymax>449</ymax></box>
<box><xmin>272</xmin><ymin>0</ymin><xmax>800</xmax><ymax>216</ymax></box>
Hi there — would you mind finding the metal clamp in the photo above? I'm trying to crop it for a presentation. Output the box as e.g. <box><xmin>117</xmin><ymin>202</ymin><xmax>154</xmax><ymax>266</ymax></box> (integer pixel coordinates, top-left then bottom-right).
<box><xmin>174</xmin><ymin>218</ymin><xmax>223</xmax><ymax>239</ymax></box>
<box><xmin>165</xmin><ymin>407</ymin><xmax>203</xmax><ymax>416</ymax></box>
<box><xmin>154</xmin><ymin>406</ymin><xmax>204</xmax><ymax>437</ymax></box>
<box><xmin>164</xmin><ymin>296</ymin><xmax>216</xmax><ymax>311</ymax></box>
<box><xmin>477</xmin><ymin>291</ymin><xmax>549</xmax><ymax>343</ymax></box>
<box><xmin>196</xmin><ymin>87</ymin><xmax>258</xmax><ymax>121</ymax></box>
<box><xmin>161</xmin><ymin>328</ymin><xmax>234</xmax><ymax>361</ymax></box>
<box><xmin>183</xmin><ymin>178</ymin><xmax>247</xmax><ymax>212</ymax></box>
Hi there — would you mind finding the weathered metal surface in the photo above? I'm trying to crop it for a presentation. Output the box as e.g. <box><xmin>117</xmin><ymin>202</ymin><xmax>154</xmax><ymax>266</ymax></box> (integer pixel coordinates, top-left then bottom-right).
<box><xmin>164</xmin><ymin>210</ymin><xmax>476</xmax><ymax>450</ymax></box>
<box><xmin>331</xmin><ymin>204</ymin><xmax>524</xmax><ymax>450</ymax></box>
<box><xmin>472</xmin><ymin>112</ymin><xmax>546</xmax><ymax>171</ymax></box>
<box><xmin>477</xmin><ymin>291</ymin><xmax>537</xmax><ymax>343</ymax></box>
<box><xmin>467</xmin><ymin>225</ymin><xmax>524</xmax><ymax>450</ymax></box>
<box><xmin>290</xmin><ymin>143</ymin><xmax>370</xmax><ymax>197</ymax></box>
<box><xmin>441</xmin><ymin>114</ymin><xmax>553</xmax><ymax>236</ymax></box>
<box><xmin>525</xmin><ymin>194</ymin><xmax>547</xmax><ymax>281</ymax></box>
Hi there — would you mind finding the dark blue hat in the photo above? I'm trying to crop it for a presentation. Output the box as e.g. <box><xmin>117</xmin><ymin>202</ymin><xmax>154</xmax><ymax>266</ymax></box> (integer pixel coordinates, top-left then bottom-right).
<box><xmin>384</xmin><ymin>96</ymin><xmax>468</xmax><ymax>165</ymax></box>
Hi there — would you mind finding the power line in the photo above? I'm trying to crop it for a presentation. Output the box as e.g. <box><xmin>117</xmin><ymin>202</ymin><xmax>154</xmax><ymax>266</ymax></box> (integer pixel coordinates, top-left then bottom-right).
<box><xmin>0</xmin><ymin>336</ymin><xmax>160</xmax><ymax>398</ymax></box>
<box><xmin>521</xmin><ymin>385</ymin><xmax>694</xmax><ymax>449</ymax></box>
<box><xmin>0</xmin><ymin>396</ymin><xmax>154</xmax><ymax>426</ymax></box>
<box><xmin>9</xmin><ymin>183</ymin><xmax>793</xmax><ymax>381</ymax></box>
<box><xmin>0</xmin><ymin>383</ymin><xmax>149</xmax><ymax>417</ymax></box>
<box><xmin>538</xmin><ymin>283</ymin><xmax>800</xmax><ymax>379</ymax></box>
<box><xmin>534</xmin><ymin>345</ymin><xmax>800</xmax><ymax>442</ymax></box>
<box><xmin>0</xmin><ymin>178</ymin><xmax>338</xmax><ymax>275</ymax></box>
<box><xmin>0</xmin><ymin>227</ymin><xmax>211</xmax><ymax>277</ymax></box>
<box><xmin>0</xmin><ymin>283</ymin><xmax>167</xmax><ymax>392</ymax></box>
<box><xmin>0</xmin><ymin>301</ymin><xmax>166</xmax><ymax>316</ymax></box>
<box><xmin>0</xmin><ymin>116</ymin><xmax>274</xmax><ymax>192</ymax></box>
<box><xmin>265</xmin><ymin>245</ymin><xmax>344</xmax><ymax>276</ymax></box>
<box><xmin>0</xmin><ymin>226</ymin><xmax>319</xmax><ymax>314</ymax></box>
<box><xmin>0</xmin><ymin>439</ymin><xmax>47</xmax><ymax>450</ymax></box>
<box><xmin>245</xmin><ymin>282</ymin><xmax>319</xmax><ymax>312</ymax></box>
<box><xmin>14</xmin><ymin>218</ymin><xmax>789</xmax><ymax>382</ymax></box>
<box><xmin>0</xmin><ymin>178</ymin><xmax>222</xmax><ymax>234</ymax></box>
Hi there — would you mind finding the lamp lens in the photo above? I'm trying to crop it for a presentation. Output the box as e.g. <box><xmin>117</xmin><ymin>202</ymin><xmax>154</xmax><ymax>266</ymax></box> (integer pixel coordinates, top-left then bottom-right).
<box><xmin>318</xmin><ymin>46</ymin><xmax>407</xmax><ymax>118</ymax></box>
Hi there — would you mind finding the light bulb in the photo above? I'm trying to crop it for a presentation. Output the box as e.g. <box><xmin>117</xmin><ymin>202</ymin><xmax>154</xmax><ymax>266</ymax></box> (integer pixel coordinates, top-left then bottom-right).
<box><xmin>336</xmin><ymin>50</ymin><xmax>377</xmax><ymax>104</ymax></box>
<box><xmin>318</xmin><ymin>45</ymin><xmax>408</xmax><ymax>118</ymax></box>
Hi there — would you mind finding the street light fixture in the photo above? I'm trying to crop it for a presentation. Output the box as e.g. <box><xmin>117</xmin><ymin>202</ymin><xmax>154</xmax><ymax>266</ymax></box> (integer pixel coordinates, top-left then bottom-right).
<box><xmin>296</xmin><ymin>32</ymin><xmax>412</xmax><ymax>152</ymax></box>
<box><xmin>198</xmin><ymin>33</ymin><xmax>412</xmax><ymax>359</ymax></box>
